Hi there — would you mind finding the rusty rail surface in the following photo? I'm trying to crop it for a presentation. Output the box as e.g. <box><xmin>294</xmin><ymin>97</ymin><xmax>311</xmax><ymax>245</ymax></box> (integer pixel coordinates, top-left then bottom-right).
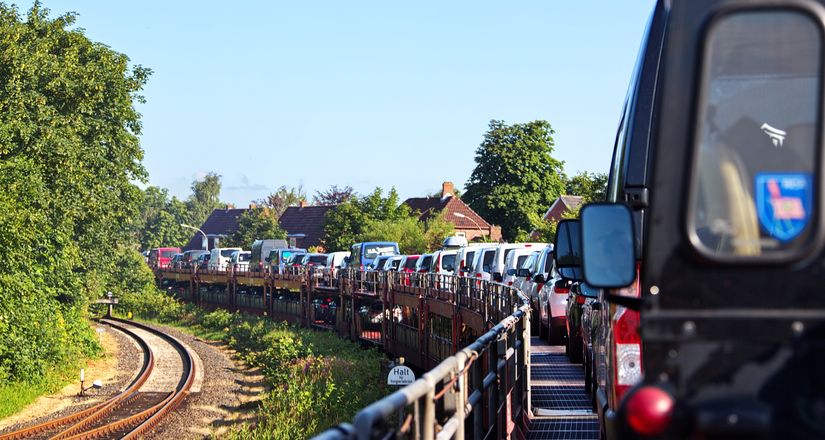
<box><xmin>0</xmin><ymin>318</ymin><xmax>195</xmax><ymax>440</ymax></box>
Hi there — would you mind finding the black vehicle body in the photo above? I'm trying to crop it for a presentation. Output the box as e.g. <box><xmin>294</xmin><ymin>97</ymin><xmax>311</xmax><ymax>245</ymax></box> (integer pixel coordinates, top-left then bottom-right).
<box><xmin>566</xmin><ymin>281</ymin><xmax>598</xmax><ymax>364</ymax></box>
<box><xmin>576</xmin><ymin>0</ymin><xmax>825</xmax><ymax>438</ymax></box>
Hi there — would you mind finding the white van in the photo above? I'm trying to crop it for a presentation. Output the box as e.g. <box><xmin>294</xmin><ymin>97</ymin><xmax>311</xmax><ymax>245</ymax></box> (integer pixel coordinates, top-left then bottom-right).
<box><xmin>430</xmin><ymin>249</ymin><xmax>458</xmax><ymax>274</ymax></box>
<box><xmin>208</xmin><ymin>247</ymin><xmax>243</xmax><ymax>271</ymax></box>
<box><xmin>490</xmin><ymin>243</ymin><xmax>546</xmax><ymax>282</ymax></box>
<box><xmin>456</xmin><ymin>243</ymin><xmax>487</xmax><ymax>277</ymax></box>
<box><xmin>326</xmin><ymin>251</ymin><xmax>351</xmax><ymax>269</ymax></box>
<box><xmin>502</xmin><ymin>247</ymin><xmax>540</xmax><ymax>287</ymax></box>
<box><xmin>470</xmin><ymin>246</ymin><xmax>499</xmax><ymax>281</ymax></box>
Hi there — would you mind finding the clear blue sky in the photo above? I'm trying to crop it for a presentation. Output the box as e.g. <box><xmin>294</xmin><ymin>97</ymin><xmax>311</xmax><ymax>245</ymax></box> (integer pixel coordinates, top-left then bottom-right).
<box><xmin>26</xmin><ymin>1</ymin><xmax>655</xmax><ymax>205</ymax></box>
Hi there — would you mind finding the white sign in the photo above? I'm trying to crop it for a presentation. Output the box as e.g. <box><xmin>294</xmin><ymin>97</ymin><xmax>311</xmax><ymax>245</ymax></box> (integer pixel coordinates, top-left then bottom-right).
<box><xmin>387</xmin><ymin>365</ymin><xmax>415</xmax><ymax>386</ymax></box>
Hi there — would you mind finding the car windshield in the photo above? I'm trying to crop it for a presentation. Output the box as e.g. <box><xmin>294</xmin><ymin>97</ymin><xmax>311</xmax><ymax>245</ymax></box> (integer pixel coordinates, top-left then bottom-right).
<box><xmin>441</xmin><ymin>254</ymin><xmax>456</xmax><ymax>270</ymax></box>
<box><xmin>464</xmin><ymin>251</ymin><xmax>476</xmax><ymax>268</ymax></box>
<box><xmin>309</xmin><ymin>255</ymin><xmax>327</xmax><ymax>265</ymax></box>
<box><xmin>365</xmin><ymin>244</ymin><xmax>395</xmax><ymax>259</ymax></box>
<box><xmin>482</xmin><ymin>250</ymin><xmax>495</xmax><ymax>272</ymax></box>
<box><xmin>238</xmin><ymin>253</ymin><xmax>251</xmax><ymax>262</ymax></box>
<box><xmin>543</xmin><ymin>251</ymin><xmax>553</xmax><ymax>273</ymax></box>
<box><xmin>516</xmin><ymin>255</ymin><xmax>529</xmax><ymax>270</ymax></box>
<box><xmin>420</xmin><ymin>256</ymin><xmax>432</xmax><ymax>269</ymax></box>
<box><xmin>221</xmin><ymin>249</ymin><xmax>237</xmax><ymax>257</ymax></box>
<box><xmin>160</xmin><ymin>250</ymin><xmax>176</xmax><ymax>258</ymax></box>
<box><xmin>404</xmin><ymin>257</ymin><xmax>419</xmax><ymax>270</ymax></box>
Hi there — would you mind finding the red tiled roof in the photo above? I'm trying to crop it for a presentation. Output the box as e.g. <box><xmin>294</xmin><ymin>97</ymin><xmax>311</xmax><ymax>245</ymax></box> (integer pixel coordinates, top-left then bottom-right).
<box><xmin>278</xmin><ymin>205</ymin><xmax>337</xmax><ymax>248</ymax></box>
<box><xmin>404</xmin><ymin>195</ymin><xmax>492</xmax><ymax>230</ymax></box>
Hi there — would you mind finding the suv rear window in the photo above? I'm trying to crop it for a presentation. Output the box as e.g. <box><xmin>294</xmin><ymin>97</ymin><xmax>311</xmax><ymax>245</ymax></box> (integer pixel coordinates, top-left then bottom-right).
<box><xmin>690</xmin><ymin>10</ymin><xmax>821</xmax><ymax>259</ymax></box>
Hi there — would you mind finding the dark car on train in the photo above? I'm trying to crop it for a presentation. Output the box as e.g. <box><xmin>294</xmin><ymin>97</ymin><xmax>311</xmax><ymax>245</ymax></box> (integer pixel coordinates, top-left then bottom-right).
<box><xmin>555</xmin><ymin>1</ymin><xmax>825</xmax><ymax>438</ymax></box>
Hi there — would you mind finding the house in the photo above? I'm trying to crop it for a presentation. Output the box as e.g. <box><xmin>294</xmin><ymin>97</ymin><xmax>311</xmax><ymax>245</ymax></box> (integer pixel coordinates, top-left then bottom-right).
<box><xmin>183</xmin><ymin>201</ymin><xmax>337</xmax><ymax>251</ymax></box>
<box><xmin>182</xmin><ymin>206</ymin><xmax>248</xmax><ymax>251</ymax></box>
<box><xmin>278</xmin><ymin>202</ymin><xmax>337</xmax><ymax>250</ymax></box>
<box><xmin>542</xmin><ymin>195</ymin><xmax>584</xmax><ymax>223</ymax></box>
<box><xmin>404</xmin><ymin>181</ymin><xmax>502</xmax><ymax>242</ymax></box>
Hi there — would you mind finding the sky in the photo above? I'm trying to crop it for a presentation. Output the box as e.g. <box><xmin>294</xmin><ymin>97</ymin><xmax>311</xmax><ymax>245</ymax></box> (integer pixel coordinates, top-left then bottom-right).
<box><xmin>24</xmin><ymin>1</ymin><xmax>656</xmax><ymax>206</ymax></box>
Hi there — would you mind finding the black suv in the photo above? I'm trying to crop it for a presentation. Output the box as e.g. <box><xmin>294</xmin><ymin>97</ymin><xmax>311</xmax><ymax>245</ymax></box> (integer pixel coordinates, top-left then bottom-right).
<box><xmin>555</xmin><ymin>0</ymin><xmax>825</xmax><ymax>438</ymax></box>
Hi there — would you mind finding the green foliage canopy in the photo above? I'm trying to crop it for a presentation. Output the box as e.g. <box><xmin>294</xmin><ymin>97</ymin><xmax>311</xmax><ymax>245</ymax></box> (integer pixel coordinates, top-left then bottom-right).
<box><xmin>0</xmin><ymin>3</ymin><xmax>149</xmax><ymax>382</ymax></box>
<box><xmin>223</xmin><ymin>207</ymin><xmax>286</xmax><ymax>248</ymax></box>
<box><xmin>462</xmin><ymin>120</ymin><xmax>566</xmax><ymax>241</ymax></box>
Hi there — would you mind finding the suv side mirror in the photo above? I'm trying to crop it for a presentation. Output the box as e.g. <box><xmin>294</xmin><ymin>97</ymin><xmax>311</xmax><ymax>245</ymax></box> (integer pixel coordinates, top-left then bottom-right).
<box><xmin>506</xmin><ymin>268</ymin><xmax>516</xmax><ymax>276</ymax></box>
<box><xmin>516</xmin><ymin>268</ymin><xmax>530</xmax><ymax>277</ymax></box>
<box><xmin>493</xmin><ymin>273</ymin><xmax>503</xmax><ymax>282</ymax></box>
<box><xmin>581</xmin><ymin>203</ymin><xmax>635</xmax><ymax>288</ymax></box>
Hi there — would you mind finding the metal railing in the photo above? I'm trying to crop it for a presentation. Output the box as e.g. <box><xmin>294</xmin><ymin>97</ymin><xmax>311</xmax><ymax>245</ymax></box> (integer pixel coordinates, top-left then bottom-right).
<box><xmin>315</xmin><ymin>277</ymin><xmax>531</xmax><ymax>440</ymax></box>
<box><xmin>155</xmin><ymin>265</ymin><xmax>533</xmax><ymax>439</ymax></box>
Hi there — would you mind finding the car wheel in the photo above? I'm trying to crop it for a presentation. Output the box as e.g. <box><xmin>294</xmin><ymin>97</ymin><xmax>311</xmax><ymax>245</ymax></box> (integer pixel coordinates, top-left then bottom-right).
<box><xmin>531</xmin><ymin>307</ymin><xmax>540</xmax><ymax>336</ymax></box>
<box><xmin>570</xmin><ymin>339</ymin><xmax>583</xmax><ymax>363</ymax></box>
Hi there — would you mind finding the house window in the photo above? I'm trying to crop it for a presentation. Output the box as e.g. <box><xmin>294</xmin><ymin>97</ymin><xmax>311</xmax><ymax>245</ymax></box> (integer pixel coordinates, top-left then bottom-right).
<box><xmin>455</xmin><ymin>232</ymin><xmax>466</xmax><ymax>238</ymax></box>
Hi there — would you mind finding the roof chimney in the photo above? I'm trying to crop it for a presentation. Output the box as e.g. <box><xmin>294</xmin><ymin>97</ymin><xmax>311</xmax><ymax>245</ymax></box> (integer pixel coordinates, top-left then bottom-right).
<box><xmin>249</xmin><ymin>203</ymin><xmax>257</xmax><ymax>209</ymax></box>
<box><xmin>226</xmin><ymin>203</ymin><xmax>235</xmax><ymax>209</ymax></box>
<box><xmin>299</xmin><ymin>200</ymin><xmax>308</xmax><ymax>208</ymax></box>
<box><xmin>442</xmin><ymin>181</ymin><xmax>455</xmax><ymax>199</ymax></box>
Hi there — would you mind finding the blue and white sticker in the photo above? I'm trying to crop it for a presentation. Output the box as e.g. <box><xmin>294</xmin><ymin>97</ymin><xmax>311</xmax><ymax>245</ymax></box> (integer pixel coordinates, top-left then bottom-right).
<box><xmin>755</xmin><ymin>173</ymin><xmax>812</xmax><ymax>242</ymax></box>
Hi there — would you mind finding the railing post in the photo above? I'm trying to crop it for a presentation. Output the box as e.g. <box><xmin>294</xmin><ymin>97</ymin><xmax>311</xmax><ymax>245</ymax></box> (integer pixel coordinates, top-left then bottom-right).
<box><xmin>522</xmin><ymin>308</ymin><xmax>531</xmax><ymax>418</ymax></box>
<box><xmin>472</xmin><ymin>354</ymin><xmax>484</xmax><ymax>440</ymax></box>
<box><xmin>488</xmin><ymin>334</ymin><xmax>499</xmax><ymax>437</ymax></box>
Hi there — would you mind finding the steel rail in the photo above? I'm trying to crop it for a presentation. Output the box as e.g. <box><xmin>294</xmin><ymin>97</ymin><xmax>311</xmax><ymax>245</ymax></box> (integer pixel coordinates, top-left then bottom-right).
<box><xmin>58</xmin><ymin>317</ymin><xmax>195</xmax><ymax>440</ymax></box>
<box><xmin>0</xmin><ymin>322</ymin><xmax>155</xmax><ymax>440</ymax></box>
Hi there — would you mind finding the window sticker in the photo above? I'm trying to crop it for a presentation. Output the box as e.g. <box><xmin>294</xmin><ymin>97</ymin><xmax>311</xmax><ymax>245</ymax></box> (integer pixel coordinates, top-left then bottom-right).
<box><xmin>755</xmin><ymin>173</ymin><xmax>812</xmax><ymax>241</ymax></box>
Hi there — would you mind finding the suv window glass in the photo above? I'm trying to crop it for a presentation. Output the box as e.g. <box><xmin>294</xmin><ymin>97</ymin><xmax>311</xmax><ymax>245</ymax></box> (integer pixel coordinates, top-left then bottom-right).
<box><xmin>160</xmin><ymin>250</ymin><xmax>176</xmax><ymax>258</ymax></box>
<box><xmin>481</xmin><ymin>250</ymin><xmax>495</xmax><ymax>272</ymax></box>
<box><xmin>309</xmin><ymin>255</ymin><xmax>327</xmax><ymax>265</ymax></box>
<box><xmin>690</xmin><ymin>11</ymin><xmax>821</xmax><ymax>258</ymax></box>
<box><xmin>543</xmin><ymin>250</ymin><xmax>554</xmax><ymax>274</ymax></box>
<box><xmin>516</xmin><ymin>255</ymin><xmax>529</xmax><ymax>269</ymax></box>
<box><xmin>441</xmin><ymin>254</ymin><xmax>456</xmax><ymax>271</ymax></box>
<box><xmin>239</xmin><ymin>253</ymin><xmax>251</xmax><ymax>262</ymax></box>
<box><xmin>404</xmin><ymin>257</ymin><xmax>418</xmax><ymax>270</ymax></box>
<box><xmin>221</xmin><ymin>249</ymin><xmax>237</xmax><ymax>258</ymax></box>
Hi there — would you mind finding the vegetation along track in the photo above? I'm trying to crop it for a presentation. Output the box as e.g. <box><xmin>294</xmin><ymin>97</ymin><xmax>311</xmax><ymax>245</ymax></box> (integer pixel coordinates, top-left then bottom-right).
<box><xmin>0</xmin><ymin>318</ymin><xmax>195</xmax><ymax>440</ymax></box>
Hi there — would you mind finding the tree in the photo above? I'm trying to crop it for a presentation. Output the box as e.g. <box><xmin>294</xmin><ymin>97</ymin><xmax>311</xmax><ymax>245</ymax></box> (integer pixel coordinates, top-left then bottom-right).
<box><xmin>313</xmin><ymin>185</ymin><xmax>355</xmax><ymax>205</ymax></box>
<box><xmin>135</xmin><ymin>186</ymin><xmax>191</xmax><ymax>250</ymax></box>
<box><xmin>463</xmin><ymin>120</ymin><xmax>566</xmax><ymax>241</ymax></box>
<box><xmin>566</xmin><ymin>171</ymin><xmax>608</xmax><ymax>202</ymax></box>
<box><xmin>321</xmin><ymin>187</ymin><xmax>410</xmax><ymax>251</ymax></box>
<box><xmin>258</xmin><ymin>185</ymin><xmax>307</xmax><ymax>218</ymax></box>
<box><xmin>0</xmin><ymin>3</ymin><xmax>149</xmax><ymax>382</ymax></box>
<box><xmin>223</xmin><ymin>207</ymin><xmax>286</xmax><ymax>248</ymax></box>
<box><xmin>524</xmin><ymin>207</ymin><xmax>580</xmax><ymax>243</ymax></box>
<box><xmin>187</xmin><ymin>172</ymin><xmax>224</xmax><ymax>227</ymax></box>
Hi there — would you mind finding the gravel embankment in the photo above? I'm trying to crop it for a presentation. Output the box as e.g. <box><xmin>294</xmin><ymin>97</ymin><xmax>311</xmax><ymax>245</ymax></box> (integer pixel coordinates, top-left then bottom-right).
<box><xmin>138</xmin><ymin>323</ymin><xmax>268</xmax><ymax>439</ymax></box>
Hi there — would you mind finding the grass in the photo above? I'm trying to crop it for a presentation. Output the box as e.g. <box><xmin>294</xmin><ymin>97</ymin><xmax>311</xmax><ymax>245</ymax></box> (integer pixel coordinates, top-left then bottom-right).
<box><xmin>0</xmin><ymin>346</ymin><xmax>96</xmax><ymax>419</ymax></box>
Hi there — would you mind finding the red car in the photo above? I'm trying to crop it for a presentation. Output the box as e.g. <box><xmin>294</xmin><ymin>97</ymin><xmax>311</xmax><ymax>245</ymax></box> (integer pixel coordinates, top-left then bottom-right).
<box><xmin>148</xmin><ymin>247</ymin><xmax>182</xmax><ymax>268</ymax></box>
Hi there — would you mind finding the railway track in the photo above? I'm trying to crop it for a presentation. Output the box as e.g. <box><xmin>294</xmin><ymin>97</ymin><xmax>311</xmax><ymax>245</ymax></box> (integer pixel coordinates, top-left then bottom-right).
<box><xmin>0</xmin><ymin>318</ymin><xmax>195</xmax><ymax>440</ymax></box>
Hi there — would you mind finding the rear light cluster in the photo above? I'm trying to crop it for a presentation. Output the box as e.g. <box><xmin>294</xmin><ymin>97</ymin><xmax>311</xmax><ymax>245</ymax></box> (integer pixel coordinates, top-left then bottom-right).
<box><xmin>625</xmin><ymin>386</ymin><xmax>674</xmax><ymax>436</ymax></box>
<box><xmin>576</xmin><ymin>295</ymin><xmax>586</xmax><ymax>305</ymax></box>
<box><xmin>613</xmin><ymin>264</ymin><xmax>642</xmax><ymax>404</ymax></box>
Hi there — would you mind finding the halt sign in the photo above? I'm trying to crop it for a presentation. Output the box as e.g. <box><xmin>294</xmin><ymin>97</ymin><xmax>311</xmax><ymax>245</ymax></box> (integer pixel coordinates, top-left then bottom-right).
<box><xmin>387</xmin><ymin>365</ymin><xmax>415</xmax><ymax>386</ymax></box>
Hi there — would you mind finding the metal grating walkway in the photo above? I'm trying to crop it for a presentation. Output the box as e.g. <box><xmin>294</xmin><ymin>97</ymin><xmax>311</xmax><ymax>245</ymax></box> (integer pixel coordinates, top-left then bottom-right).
<box><xmin>528</xmin><ymin>337</ymin><xmax>599</xmax><ymax>439</ymax></box>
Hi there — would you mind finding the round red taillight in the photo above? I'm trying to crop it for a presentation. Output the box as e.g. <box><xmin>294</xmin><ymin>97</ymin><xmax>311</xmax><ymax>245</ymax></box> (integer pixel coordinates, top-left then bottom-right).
<box><xmin>625</xmin><ymin>386</ymin><xmax>674</xmax><ymax>437</ymax></box>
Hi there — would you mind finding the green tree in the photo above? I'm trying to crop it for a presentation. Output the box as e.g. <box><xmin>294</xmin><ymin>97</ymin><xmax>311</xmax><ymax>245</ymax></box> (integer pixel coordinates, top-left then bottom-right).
<box><xmin>565</xmin><ymin>171</ymin><xmax>608</xmax><ymax>202</ymax></box>
<box><xmin>463</xmin><ymin>120</ymin><xmax>566</xmax><ymax>241</ymax></box>
<box><xmin>525</xmin><ymin>207</ymin><xmax>581</xmax><ymax>243</ymax></box>
<box><xmin>0</xmin><ymin>3</ymin><xmax>149</xmax><ymax>382</ymax></box>
<box><xmin>223</xmin><ymin>208</ymin><xmax>286</xmax><ymax>248</ymax></box>
<box><xmin>321</xmin><ymin>187</ymin><xmax>410</xmax><ymax>251</ymax></box>
<box><xmin>135</xmin><ymin>186</ymin><xmax>191</xmax><ymax>250</ymax></box>
<box><xmin>186</xmin><ymin>172</ymin><xmax>224</xmax><ymax>227</ymax></box>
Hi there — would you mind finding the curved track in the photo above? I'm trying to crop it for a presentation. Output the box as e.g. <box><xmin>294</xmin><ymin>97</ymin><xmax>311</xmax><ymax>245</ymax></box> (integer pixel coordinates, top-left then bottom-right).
<box><xmin>0</xmin><ymin>318</ymin><xmax>195</xmax><ymax>440</ymax></box>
